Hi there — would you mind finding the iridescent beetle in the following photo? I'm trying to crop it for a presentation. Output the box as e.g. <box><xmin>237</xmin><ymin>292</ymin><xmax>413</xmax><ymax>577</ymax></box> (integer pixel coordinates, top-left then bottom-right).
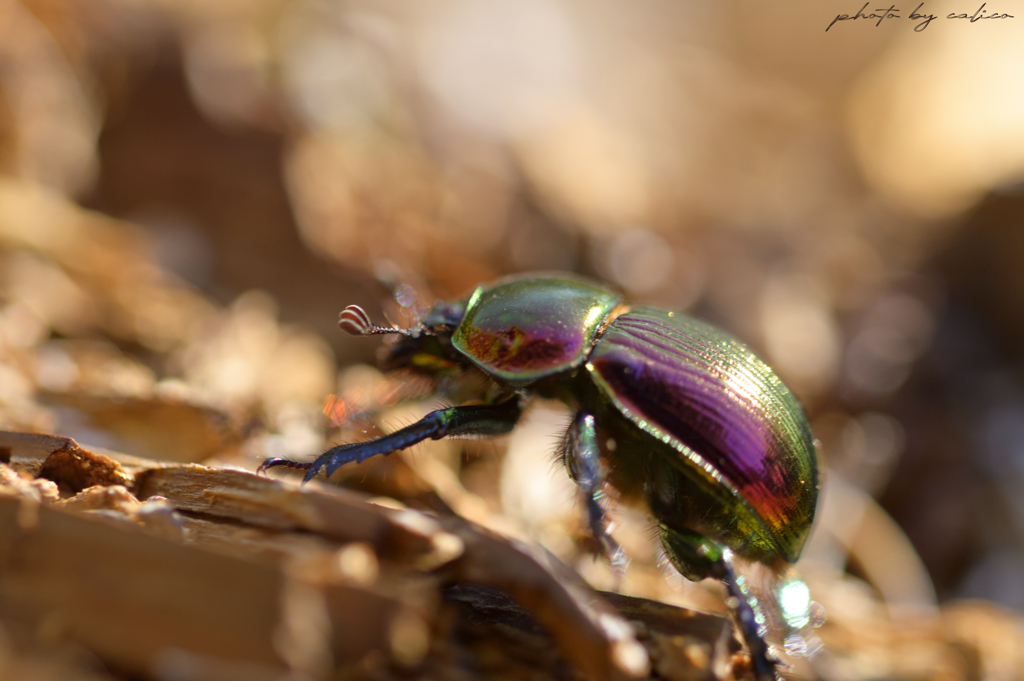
<box><xmin>261</xmin><ymin>272</ymin><xmax>820</xmax><ymax>679</ymax></box>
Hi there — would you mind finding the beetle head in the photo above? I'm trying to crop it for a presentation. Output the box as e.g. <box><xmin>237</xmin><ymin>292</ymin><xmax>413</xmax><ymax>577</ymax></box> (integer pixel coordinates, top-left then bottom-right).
<box><xmin>338</xmin><ymin>300</ymin><xmax>468</xmax><ymax>375</ymax></box>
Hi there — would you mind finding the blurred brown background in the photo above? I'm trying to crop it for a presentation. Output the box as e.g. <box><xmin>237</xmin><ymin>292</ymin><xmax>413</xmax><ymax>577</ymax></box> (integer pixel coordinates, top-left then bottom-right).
<box><xmin>2</xmin><ymin>0</ymin><xmax>1024</xmax><ymax>670</ymax></box>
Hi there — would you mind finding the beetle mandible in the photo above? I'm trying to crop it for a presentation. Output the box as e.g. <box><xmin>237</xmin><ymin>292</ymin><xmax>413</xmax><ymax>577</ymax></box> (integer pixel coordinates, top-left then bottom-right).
<box><xmin>260</xmin><ymin>272</ymin><xmax>820</xmax><ymax>679</ymax></box>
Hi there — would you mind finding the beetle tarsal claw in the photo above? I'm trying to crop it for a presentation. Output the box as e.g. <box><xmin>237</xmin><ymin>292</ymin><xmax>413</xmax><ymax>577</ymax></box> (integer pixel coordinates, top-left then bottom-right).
<box><xmin>256</xmin><ymin>457</ymin><xmax>313</xmax><ymax>475</ymax></box>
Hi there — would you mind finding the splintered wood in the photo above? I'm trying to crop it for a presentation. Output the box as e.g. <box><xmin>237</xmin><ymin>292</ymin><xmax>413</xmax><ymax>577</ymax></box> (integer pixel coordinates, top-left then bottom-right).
<box><xmin>2</xmin><ymin>437</ymin><xmax>1023</xmax><ymax>681</ymax></box>
<box><xmin>0</xmin><ymin>430</ymin><xmax>744</xmax><ymax>681</ymax></box>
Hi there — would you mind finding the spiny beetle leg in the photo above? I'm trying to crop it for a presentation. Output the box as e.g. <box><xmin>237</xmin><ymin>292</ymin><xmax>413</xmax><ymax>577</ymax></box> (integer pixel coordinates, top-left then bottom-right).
<box><xmin>565</xmin><ymin>412</ymin><xmax>627</xmax><ymax>573</ymax></box>
<box><xmin>660</xmin><ymin>526</ymin><xmax>777</xmax><ymax>681</ymax></box>
<box><xmin>717</xmin><ymin>552</ymin><xmax>777</xmax><ymax>681</ymax></box>
<box><xmin>260</xmin><ymin>396</ymin><xmax>523</xmax><ymax>483</ymax></box>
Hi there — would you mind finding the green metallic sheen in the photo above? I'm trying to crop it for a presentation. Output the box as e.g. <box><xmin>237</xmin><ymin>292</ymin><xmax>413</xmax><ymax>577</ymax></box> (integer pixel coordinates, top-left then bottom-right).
<box><xmin>452</xmin><ymin>273</ymin><xmax>622</xmax><ymax>387</ymax></box>
<box><xmin>263</xmin><ymin>272</ymin><xmax>820</xmax><ymax>681</ymax></box>
<box><xmin>586</xmin><ymin>308</ymin><xmax>818</xmax><ymax>565</ymax></box>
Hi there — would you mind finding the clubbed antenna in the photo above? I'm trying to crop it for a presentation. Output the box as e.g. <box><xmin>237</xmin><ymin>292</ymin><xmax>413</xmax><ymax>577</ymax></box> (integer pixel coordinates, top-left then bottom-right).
<box><xmin>338</xmin><ymin>304</ymin><xmax>417</xmax><ymax>337</ymax></box>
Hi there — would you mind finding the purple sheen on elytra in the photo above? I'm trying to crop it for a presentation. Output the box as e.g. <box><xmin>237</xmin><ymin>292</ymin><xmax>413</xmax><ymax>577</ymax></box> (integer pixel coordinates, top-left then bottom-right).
<box><xmin>452</xmin><ymin>273</ymin><xmax>622</xmax><ymax>386</ymax></box>
<box><xmin>587</xmin><ymin>308</ymin><xmax>818</xmax><ymax>562</ymax></box>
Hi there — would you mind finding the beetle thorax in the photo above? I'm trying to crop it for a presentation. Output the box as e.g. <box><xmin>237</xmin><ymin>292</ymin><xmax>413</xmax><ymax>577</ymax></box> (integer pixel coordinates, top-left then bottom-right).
<box><xmin>451</xmin><ymin>274</ymin><xmax>623</xmax><ymax>387</ymax></box>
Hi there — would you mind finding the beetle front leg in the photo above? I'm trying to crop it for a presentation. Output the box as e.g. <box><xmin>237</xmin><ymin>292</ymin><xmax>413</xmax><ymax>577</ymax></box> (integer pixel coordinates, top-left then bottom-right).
<box><xmin>563</xmin><ymin>412</ymin><xmax>626</xmax><ymax>571</ymax></box>
<box><xmin>260</xmin><ymin>396</ymin><xmax>523</xmax><ymax>483</ymax></box>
